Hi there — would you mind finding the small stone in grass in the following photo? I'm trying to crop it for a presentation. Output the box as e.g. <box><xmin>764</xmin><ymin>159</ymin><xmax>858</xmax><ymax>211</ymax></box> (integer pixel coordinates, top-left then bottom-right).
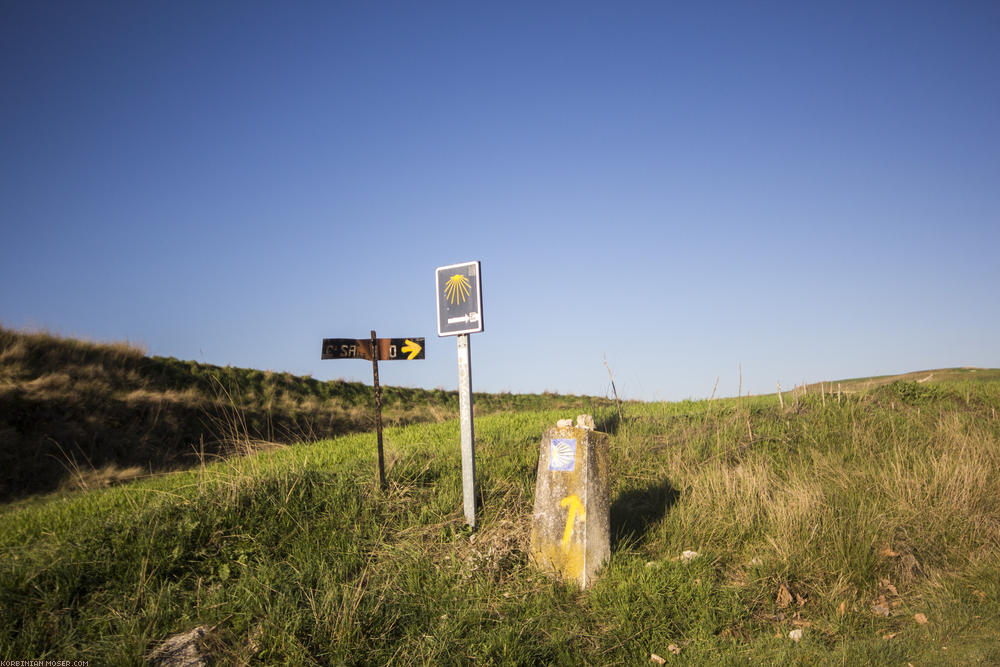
<box><xmin>776</xmin><ymin>583</ymin><xmax>793</xmax><ymax>609</ymax></box>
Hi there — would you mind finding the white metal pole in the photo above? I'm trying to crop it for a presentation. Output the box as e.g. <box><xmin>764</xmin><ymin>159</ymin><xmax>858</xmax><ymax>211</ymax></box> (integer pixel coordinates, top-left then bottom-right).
<box><xmin>456</xmin><ymin>333</ymin><xmax>476</xmax><ymax>528</ymax></box>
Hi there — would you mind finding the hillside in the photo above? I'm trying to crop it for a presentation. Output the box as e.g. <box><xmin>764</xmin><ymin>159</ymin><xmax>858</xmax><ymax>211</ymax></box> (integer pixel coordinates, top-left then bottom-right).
<box><xmin>825</xmin><ymin>367</ymin><xmax>1000</xmax><ymax>392</ymax></box>
<box><xmin>0</xmin><ymin>326</ymin><xmax>610</xmax><ymax>501</ymax></box>
<box><xmin>2</xmin><ymin>373</ymin><xmax>998</xmax><ymax>663</ymax></box>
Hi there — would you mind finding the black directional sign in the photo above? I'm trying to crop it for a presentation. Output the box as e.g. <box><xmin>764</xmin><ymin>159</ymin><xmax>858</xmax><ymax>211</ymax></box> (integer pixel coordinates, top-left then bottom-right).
<box><xmin>436</xmin><ymin>260</ymin><xmax>483</xmax><ymax>336</ymax></box>
<box><xmin>319</xmin><ymin>330</ymin><xmax>423</xmax><ymax>490</ymax></box>
<box><xmin>321</xmin><ymin>337</ymin><xmax>424</xmax><ymax>361</ymax></box>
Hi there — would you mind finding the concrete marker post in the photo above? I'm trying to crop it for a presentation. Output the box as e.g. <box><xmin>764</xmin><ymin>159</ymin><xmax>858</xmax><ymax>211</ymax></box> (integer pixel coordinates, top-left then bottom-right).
<box><xmin>529</xmin><ymin>415</ymin><xmax>610</xmax><ymax>588</ymax></box>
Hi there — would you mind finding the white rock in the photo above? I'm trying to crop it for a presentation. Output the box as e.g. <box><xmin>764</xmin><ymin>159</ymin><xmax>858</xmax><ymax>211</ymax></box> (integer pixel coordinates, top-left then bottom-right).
<box><xmin>789</xmin><ymin>628</ymin><xmax>803</xmax><ymax>642</ymax></box>
<box><xmin>679</xmin><ymin>550</ymin><xmax>700</xmax><ymax>563</ymax></box>
<box><xmin>576</xmin><ymin>414</ymin><xmax>596</xmax><ymax>429</ymax></box>
<box><xmin>149</xmin><ymin>626</ymin><xmax>211</xmax><ymax>666</ymax></box>
<box><xmin>556</xmin><ymin>418</ymin><xmax>573</xmax><ymax>428</ymax></box>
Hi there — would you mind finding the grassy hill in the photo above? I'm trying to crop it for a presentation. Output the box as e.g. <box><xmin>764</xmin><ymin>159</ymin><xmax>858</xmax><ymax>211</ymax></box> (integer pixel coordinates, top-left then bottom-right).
<box><xmin>0</xmin><ymin>327</ymin><xmax>610</xmax><ymax>501</ymax></box>
<box><xmin>1</xmin><ymin>337</ymin><xmax>998</xmax><ymax>663</ymax></box>
<box><xmin>800</xmin><ymin>367</ymin><xmax>1000</xmax><ymax>394</ymax></box>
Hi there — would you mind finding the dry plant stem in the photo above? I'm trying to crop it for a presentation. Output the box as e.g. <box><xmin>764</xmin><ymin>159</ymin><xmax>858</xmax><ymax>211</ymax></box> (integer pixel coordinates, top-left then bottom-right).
<box><xmin>209</xmin><ymin>376</ymin><xmax>252</xmax><ymax>456</ymax></box>
<box><xmin>49</xmin><ymin>438</ymin><xmax>91</xmax><ymax>490</ymax></box>
<box><xmin>738</xmin><ymin>363</ymin><xmax>743</xmax><ymax>411</ymax></box>
<box><xmin>604</xmin><ymin>352</ymin><xmax>624</xmax><ymax>424</ymax></box>
<box><xmin>705</xmin><ymin>376</ymin><xmax>720</xmax><ymax>424</ymax></box>
<box><xmin>777</xmin><ymin>382</ymin><xmax>784</xmax><ymax>410</ymax></box>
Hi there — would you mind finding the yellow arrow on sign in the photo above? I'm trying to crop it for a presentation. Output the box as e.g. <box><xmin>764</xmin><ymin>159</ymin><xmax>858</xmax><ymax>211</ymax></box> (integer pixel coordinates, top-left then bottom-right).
<box><xmin>401</xmin><ymin>339</ymin><xmax>422</xmax><ymax>360</ymax></box>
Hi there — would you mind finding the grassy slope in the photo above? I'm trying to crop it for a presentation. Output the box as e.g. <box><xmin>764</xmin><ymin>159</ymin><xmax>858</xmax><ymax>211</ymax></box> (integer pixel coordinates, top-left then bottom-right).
<box><xmin>2</xmin><ymin>379</ymin><xmax>999</xmax><ymax>664</ymax></box>
<box><xmin>0</xmin><ymin>326</ymin><xmax>609</xmax><ymax>501</ymax></box>
<box><xmin>805</xmin><ymin>367</ymin><xmax>1000</xmax><ymax>393</ymax></box>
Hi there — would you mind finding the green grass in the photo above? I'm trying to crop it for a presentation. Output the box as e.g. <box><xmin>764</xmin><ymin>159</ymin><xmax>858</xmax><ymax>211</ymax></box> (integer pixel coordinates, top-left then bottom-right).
<box><xmin>3</xmin><ymin>380</ymin><xmax>999</xmax><ymax>664</ymax></box>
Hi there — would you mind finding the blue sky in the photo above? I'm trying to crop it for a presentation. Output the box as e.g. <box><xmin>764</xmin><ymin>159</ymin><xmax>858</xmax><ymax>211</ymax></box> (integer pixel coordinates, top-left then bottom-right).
<box><xmin>2</xmin><ymin>1</ymin><xmax>998</xmax><ymax>401</ymax></box>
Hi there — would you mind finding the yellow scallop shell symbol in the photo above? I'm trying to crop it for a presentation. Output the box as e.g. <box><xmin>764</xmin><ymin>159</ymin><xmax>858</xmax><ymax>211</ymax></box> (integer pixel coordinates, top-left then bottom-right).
<box><xmin>444</xmin><ymin>273</ymin><xmax>471</xmax><ymax>305</ymax></box>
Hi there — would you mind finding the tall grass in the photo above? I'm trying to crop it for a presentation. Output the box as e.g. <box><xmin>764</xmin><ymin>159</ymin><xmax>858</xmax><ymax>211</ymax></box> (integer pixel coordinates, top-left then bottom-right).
<box><xmin>2</xmin><ymin>381</ymin><xmax>999</xmax><ymax>663</ymax></box>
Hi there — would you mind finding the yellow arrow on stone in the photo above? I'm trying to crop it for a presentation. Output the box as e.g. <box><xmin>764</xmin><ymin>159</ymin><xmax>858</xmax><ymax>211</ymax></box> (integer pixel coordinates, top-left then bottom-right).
<box><xmin>401</xmin><ymin>339</ymin><xmax>422</xmax><ymax>360</ymax></box>
<box><xmin>560</xmin><ymin>494</ymin><xmax>586</xmax><ymax>547</ymax></box>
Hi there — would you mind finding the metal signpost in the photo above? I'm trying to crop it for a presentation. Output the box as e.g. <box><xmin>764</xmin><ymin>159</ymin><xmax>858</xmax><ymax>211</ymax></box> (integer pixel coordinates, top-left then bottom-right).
<box><xmin>435</xmin><ymin>260</ymin><xmax>483</xmax><ymax>528</ymax></box>
<box><xmin>321</xmin><ymin>333</ymin><xmax>424</xmax><ymax>488</ymax></box>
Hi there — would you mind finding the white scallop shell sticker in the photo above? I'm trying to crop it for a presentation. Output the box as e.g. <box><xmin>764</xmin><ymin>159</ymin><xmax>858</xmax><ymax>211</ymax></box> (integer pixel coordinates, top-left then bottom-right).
<box><xmin>549</xmin><ymin>438</ymin><xmax>577</xmax><ymax>471</ymax></box>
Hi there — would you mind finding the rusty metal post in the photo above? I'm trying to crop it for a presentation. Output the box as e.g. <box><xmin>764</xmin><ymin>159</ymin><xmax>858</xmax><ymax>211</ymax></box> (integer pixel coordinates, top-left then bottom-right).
<box><xmin>371</xmin><ymin>329</ymin><xmax>386</xmax><ymax>489</ymax></box>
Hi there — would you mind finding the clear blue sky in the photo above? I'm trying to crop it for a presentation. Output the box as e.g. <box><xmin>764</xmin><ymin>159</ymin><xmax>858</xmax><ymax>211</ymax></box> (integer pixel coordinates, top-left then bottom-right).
<box><xmin>2</xmin><ymin>1</ymin><xmax>998</xmax><ymax>401</ymax></box>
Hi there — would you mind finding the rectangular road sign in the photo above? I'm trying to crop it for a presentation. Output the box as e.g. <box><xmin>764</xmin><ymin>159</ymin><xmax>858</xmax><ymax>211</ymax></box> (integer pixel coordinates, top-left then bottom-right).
<box><xmin>321</xmin><ymin>337</ymin><xmax>424</xmax><ymax>361</ymax></box>
<box><xmin>436</xmin><ymin>260</ymin><xmax>483</xmax><ymax>336</ymax></box>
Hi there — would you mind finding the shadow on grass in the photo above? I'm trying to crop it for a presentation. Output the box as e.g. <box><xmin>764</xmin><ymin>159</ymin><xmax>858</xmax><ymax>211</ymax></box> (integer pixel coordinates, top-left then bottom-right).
<box><xmin>610</xmin><ymin>478</ymin><xmax>679</xmax><ymax>551</ymax></box>
<box><xmin>595</xmin><ymin>408</ymin><xmax>623</xmax><ymax>435</ymax></box>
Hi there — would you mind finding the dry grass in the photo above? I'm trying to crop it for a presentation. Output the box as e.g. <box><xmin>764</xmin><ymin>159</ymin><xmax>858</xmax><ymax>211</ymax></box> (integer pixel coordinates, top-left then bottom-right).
<box><xmin>62</xmin><ymin>463</ymin><xmax>147</xmax><ymax>491</ymax></box>
<box><xmin>611</xmin><ymin>383</ymin><xmax>1000</xmax><ymax>631</ymax></box>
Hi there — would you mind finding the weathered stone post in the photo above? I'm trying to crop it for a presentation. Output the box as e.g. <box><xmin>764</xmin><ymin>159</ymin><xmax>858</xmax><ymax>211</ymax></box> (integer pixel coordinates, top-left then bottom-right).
<box><xmin>529</xmin><ymin>415</ymin><xmax>610</xmax><ymax>588</ymax></box>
